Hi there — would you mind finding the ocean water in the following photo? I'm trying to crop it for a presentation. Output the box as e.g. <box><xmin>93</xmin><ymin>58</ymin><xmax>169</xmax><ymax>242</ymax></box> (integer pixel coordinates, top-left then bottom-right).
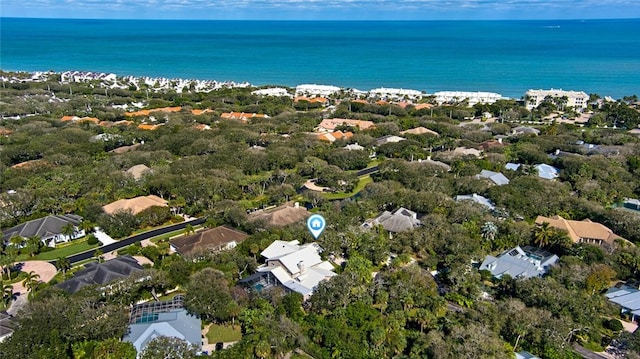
<box><xmin>1</xmin><ymin>18</ymin><xmax>639</xmax><ymax>98</ymax></box>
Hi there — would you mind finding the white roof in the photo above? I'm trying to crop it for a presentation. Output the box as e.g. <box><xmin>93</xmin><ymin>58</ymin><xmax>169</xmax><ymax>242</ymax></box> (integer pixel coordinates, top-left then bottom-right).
<box><xmin>477</xmin><ymin>170</ymin><xmax>510</xmax><ymax>186</ymax></box>
<box><xmin>260</xmin><ymin>240</ymin><xmax>301</xmax><ymax>259</ymax></box>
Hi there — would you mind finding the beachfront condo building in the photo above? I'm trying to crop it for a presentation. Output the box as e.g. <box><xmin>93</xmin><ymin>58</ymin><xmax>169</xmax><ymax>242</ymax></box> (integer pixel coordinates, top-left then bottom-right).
<box><xmin>525</xmin><ymin>89</ymin><xmax>589</xmax><ymax>111</ymax></box>
<box><xmin>433</xmin><ymin>91</ymin><xmax>506</xmax><ymax>107</ymax></box>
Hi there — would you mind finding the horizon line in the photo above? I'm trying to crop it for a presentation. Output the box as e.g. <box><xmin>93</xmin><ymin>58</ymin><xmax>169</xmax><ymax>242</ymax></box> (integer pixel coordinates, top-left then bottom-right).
<box><xmin>2</xmin><ymin>16</ymin><xmax>640</xmax><ymax>22</ymax></box>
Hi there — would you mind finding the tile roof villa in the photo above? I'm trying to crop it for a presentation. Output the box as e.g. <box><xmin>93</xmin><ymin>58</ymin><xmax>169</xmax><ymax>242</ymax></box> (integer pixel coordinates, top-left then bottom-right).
<box><xmin>170</xmin><ymin>226</ymin><xmax>249</xmax><ymax>257</ymax></box>
<box><xmin>102</xmin><ymin>195</ymin><xmax>168</xmax><ymax>216</ymax></box>
<box><xmin>535</xmin><ymin>215</ymin><xmax>625</xmax><ymax>247</ymax></box>
<box><xmin>316</xmin><ymin>118</ymin><xmax>375</xmax><ymax>132</ymax></box>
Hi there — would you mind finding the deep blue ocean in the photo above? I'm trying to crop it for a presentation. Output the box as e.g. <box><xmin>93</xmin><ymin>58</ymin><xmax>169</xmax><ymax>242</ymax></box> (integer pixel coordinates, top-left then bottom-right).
<box><xmin>1</xmin><ymin>18</ymin><xmax>639</xmax><ymax>98</ymax></box>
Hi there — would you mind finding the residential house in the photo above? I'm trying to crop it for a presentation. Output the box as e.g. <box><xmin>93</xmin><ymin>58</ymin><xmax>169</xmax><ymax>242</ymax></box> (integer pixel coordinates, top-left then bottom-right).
<box><xmin>295</xmin><ymin>84</ymin><xmax>341</xmax><ymax>97</ymax></box>
<box><xmin>170</xmin><ymin>226</ymin><xmax>248</xmax><ymax>257</ymax></box>
<box><xmin>363</xmin><ymin>207</ymin><xmax>421</xmax><ymax>234</ymax></box>
<box><xmin>125</xmin><ymin>164</ymin><xmax>152</xmax><ymax>181</ymax></box>
<box><xmin>248</xmin><ymin>202</ymin><xmax>310</xmax><ymax>227</ymax></box>
<box><xmin>317</xmin><ymin>131</ymin><xmax>353</xmax><ymax>143</ymax></box>
<box><xmin>125</xmin><ymin>107</ymin><xmax>182</xmax><ymax>117</ymax></box>
<box><xmin>479</xmin><ymin>139</ymin><xmax>505</xmax><ymax>151</ymax></box>
<box><xmin>623</xmin><ymin>198</ymin><xmax>640</xmax><ymax>212</ymax></box>
<box><xmin>516</xmin><ymin>351</ymin><xmax>542</xmax><ymax>359</ymax></box>
<box><xmin>605</xmin><ymin>283</ymin><xmax>640</xmax><ymax>323</ymax></box>
<box><xmin>455</xmin><ymin>194</ymin><xmax>495</xmax><ymax>211</ymax></box>
<box><xmin>0</xmin><ymin>312</ymin><xmax>16</xmax><ymax>343</ymax></box>
<box><xmin>476</xmin><ymin>170</ymin><xmax>510</xmax><ymax>186</ymax></box>
<box><xmin>479</xmin><ymin>246</ymin><xmax>559</xmax><ymax>279</ymax></box>
<box><xmin>124</xmin><ymin>296</ymin><xmax>201</xmax><ymax>356</ymax></box>
<box><xmin>57</xmin><ymin>255</ymin><xmax>144</xmax><ymax>294</ymax></box>
<box><xmin>102</xmin><ymin>195</ymin><xmax>168</xmax><ymax>216</ymax></box>
<box><xmin>316</xmin><ymin>118</ymin><xmax>375</xmax><ymax>133</ymax></box>
<box><xmin>220</xmin><ymin>112</ymin><xmax>269</xmax><ymax>122</ymax></box>
<box><xmin>2</xmin><ymin>214</ymin><xmax>84</xmax><ymax>247</ymax></box>
<box><xmin>375</xmin><ymin>135</ymin><xmax>406</xmax><ymax>146</ymax></box>
<box><xmin>240</xmin><ymin>240</ymin><xmax>336</xmax><ymax>299</ymax></box>
<box><xmin>400</xmin><ymin>127</ymin><xmax>439</xmax><ymax>136</ymax></box>
<box><xmin>535</xmin><ymin>215</ymin><xmax>625</xmax><ymax>247</ymax></box>
<box><xmin>505</xmin><ymin>162</ymin><xmax>522</xmax><ymax>171</ymax></box>
<box><xmin>137</xmin><ymin>123</ymin><xmax>162</xmax><ymax>131</ymax></box>
<box><xmin>534</xmin><ymin>164</ymin><xmax>560</xmax><ymax>180</ymax></box>
<box><xmin>511</xmin><ymin>126</ymin><xmax>541</xmax><ymax>136</ymax></box>
<box><xmin>190</xmin><ymin>109</ymin><xmax>214</xmax><ymax>115</ymax></box>
<box><xmin>344</xmin><ymin>143</ymin><xmax>365</xmax><ymax>151</ymax></box>
<box><xmin>294</xmin><ymin>96</ymin><xmax>329</xmax><ymax>105</ymax></box>
<box><xmin>252</xmin><ymin>88</ymin><xmax>291</xmax><ymax>97</ymax></box>
<box><xmin>418</xmin><ymin>157</ymin><xmax>451</xmax><ymax>172</ymax></box>
<box><xmin>452</xmin><ymin>147</ymin><xmax>482</xmax><ymax>158</ymax></box>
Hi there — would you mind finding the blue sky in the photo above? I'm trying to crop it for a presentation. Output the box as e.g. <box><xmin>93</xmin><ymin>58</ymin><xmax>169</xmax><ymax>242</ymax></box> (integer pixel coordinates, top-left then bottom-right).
<box><xmin>2</xmin><ymin>0</ymin><xmax>639</xmax><ymax>20</ymax></box>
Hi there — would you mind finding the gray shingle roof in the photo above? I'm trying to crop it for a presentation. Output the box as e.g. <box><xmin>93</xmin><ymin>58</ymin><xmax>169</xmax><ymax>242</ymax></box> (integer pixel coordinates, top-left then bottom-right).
<box><xmin>2</xmin><ymin>214</ymin><xmax>83</xmax><ymax>243</ymax></box>
<box><xmin>56</xmin><ymin>255</ymin><xmax>144</xmax><ymax>294</ymax></box>
<box><xmin>477</xmin><ymin>170</ymin><xmax>510</xmax><ymax>186</ymax></box>
<box><xmin>366</xmin><ymin>207</ymin><xmax>421</xmax><ymax>233</ymax></box>
<box><xmin>479</xmin><ymin>246</ymin><xmax>559</xmax><ymax>279</ymax></box>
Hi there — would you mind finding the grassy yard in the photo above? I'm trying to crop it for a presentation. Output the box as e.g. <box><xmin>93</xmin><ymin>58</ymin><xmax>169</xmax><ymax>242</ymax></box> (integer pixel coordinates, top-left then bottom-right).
<box><xmin>157</xmin><ymin>291</ymin><xmax>186</xmax><ymax>301</ymax></box>
<box><xmin>323</xmin><ymin>175</ymin><xmax>373</xmax><ymax>200</ymax></box>
<box><xmin>206</xmin><ymin>323</ymin><xmax>242</xmax><ymax>343</ymax></box>
<box><xmin>16</xmin><ymin>238</ymin><xmax>100</xmax><ymax>261</ymax></box>
<box><xmin>150</xmin><ymin>225</ymin><xmax>204</xmax><ymax>244</ymax></box>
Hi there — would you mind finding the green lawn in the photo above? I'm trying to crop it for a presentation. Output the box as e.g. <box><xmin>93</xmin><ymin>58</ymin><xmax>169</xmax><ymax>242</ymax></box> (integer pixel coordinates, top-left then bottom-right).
<box><xmin>206</xmin><ymin>323</ymin><xmax>242</xmax><ymax>343</ymax></box>
<box><xmin>16</xmin><ymin>239</ymin><xmax>100</xmax><ymax>261</ymax></box>
<box><xmin>150</xmin><ymin>226</ymin><xmax>204</xmax><ymax>243</ymax></box>
<box><xmin>323</xmin><ymin>175</ymin><xmax>373</xmax><ymax>200</ymax></box>
<box><xmin>157</xmin><ymin>291</ymin><xmax>186</xmax><ymax>301</ymax></box>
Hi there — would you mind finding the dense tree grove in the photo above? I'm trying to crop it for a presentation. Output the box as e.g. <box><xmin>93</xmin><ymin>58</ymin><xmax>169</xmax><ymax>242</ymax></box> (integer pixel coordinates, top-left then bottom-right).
<box><xmin>0</xmin><ymin>71</ymin><xmax>639</xmax><ymax>358</ymax></box>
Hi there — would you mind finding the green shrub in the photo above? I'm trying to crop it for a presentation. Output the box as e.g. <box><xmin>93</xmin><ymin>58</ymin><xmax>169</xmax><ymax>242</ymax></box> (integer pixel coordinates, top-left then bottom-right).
<box><xmin>86</xmin><ymin>235</ymin><xmax>100</xmax><ymax>246</ymax></box>
<box><xmin>605</xmin><ymin>318</ymin><xmax>624</xmax><ymax>331</ymax></box>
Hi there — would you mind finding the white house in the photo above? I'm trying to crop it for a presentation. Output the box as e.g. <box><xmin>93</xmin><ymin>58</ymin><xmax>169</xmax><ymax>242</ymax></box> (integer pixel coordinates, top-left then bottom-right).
<box><xmin>241</xmin><ymin>240</ymin><xmax>336</xmax><ymax>300</ymax></box>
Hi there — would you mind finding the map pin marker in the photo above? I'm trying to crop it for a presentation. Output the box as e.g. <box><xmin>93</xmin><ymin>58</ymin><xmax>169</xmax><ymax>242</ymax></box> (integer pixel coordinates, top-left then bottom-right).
<box><xmin>307</xmin><ymin>214</ymin><xmax>326</xmax><ymax>240</ymax></box>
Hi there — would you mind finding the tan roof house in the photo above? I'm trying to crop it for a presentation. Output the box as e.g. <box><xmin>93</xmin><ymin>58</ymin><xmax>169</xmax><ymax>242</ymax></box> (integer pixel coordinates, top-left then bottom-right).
<box><xmin>102</xmin><ymin>195</ymin><xmax>168</xmax><ymax>215</ymax></box>
<box><xmin>317</xmin><ymin>119</ymin><xmax>375</xmax><ymax>132</ymax></box>
<box><xmin>170</xmin><ymin>226</ymin><xmax>248</xmax><ymax>257</ymax></box>
<box><xmin>248</xmin><ymin>202</ymin><xmax>310</xmax><ymax>227</ymax></box>
<box><xmin>535</xmin><ymin>215</ymin><xmax>625</xmax><ymax>247</ymax></box>
<box><xmin>400</xmin><ymin>127</ymin><xmax>439</xmax><ymax>136</ymax></box>
<box><xmin>125</xmin><ymin>164</ymin><xmax>152</xmax><ymax>181</ymax></box>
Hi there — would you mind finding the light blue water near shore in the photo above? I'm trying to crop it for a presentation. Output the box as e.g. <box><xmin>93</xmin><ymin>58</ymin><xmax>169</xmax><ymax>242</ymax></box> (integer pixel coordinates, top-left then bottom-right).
<box><xmin>1</xmin><ymin>18</ymin><xmax>639</xmax><ymax>98</ymax></box>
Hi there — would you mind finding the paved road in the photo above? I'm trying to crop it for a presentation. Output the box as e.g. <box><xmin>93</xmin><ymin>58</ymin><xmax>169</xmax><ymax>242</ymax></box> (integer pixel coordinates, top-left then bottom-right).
<box><xmin>572</xmin><ymin>343</ymin><xmax>611</xmax><ymax>359</ymax></box>
<box><xmin>51</xmin><ymin>217</ymin><xmax>205</xmax><ymax>266</ymax></box>
<box><xmin>357</xmin><ymin>165</ymin><xmax>379</xmax><ymax>177</ymax></box>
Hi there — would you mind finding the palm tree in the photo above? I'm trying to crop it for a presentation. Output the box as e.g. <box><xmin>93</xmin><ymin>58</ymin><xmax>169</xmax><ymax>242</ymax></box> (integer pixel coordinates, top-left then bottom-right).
<box><xmin>26</xmin><ymin>235</ymin><xmax>43</xmax><ymax>257</ymax></box>
<box><xmin>532</xmin><ymin>222</ymin><xmax>554</xmax><ymax>248</ymax></box>
<box><xmin>94</xmin><ymin>249</ymin><xmax>104</xmax><ymax>263</ymax></box>
<box><xmin>183</xmin><ymin>224</ymin><xmax>195</xmax><ymax>236</ymax></box>
<box><xmin>1</xmin><ymin>283</ymin><xmax>13</xmax><ymax>307</ymax></box>
<box><xmin>56</xmin><ymin>256</ymin><xmax>71</xmax><ymax>276</ymax></box>
<box><xmin>22</xmin><ymin>270</ymin><xmax>41</xmax><ymax>298</ymax></box>
<box><xmin>80</xmin><ymin>220</ymin><xmax>96</xmax><ymax>235</ymax></box>
<box><xmin>480</xmin><ymin>222</ymin><xmax>498</xmax><ymax>241</ymax></box>
<box><xmin>61</xmin><ymin>223</ymin><xmax>77</xmax><ymax>240</ymax></box>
